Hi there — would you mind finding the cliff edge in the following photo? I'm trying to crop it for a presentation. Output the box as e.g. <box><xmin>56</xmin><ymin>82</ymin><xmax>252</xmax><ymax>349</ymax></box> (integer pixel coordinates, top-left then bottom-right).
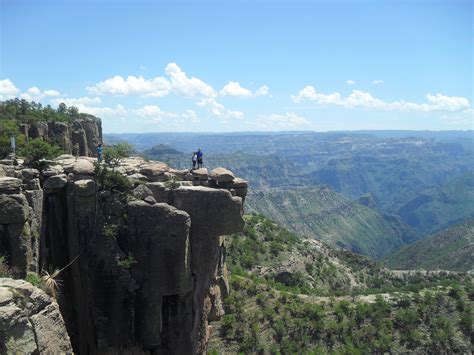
<box><xmin>0</xmin><ymin>155</ymin><xmax>248</xmax><ymax>354</ymax></box>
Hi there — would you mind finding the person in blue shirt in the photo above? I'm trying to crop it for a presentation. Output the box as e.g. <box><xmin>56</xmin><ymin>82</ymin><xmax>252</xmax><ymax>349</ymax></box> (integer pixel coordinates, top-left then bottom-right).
<box><xmin>196</xmin><ymin>148</ymin><xmax>203</xmax><ymax>168</ymax></box>
<box><xmin>97</xmin><ymin>143</ymin><xmax>103</xmax><ymax>163</ymax></box>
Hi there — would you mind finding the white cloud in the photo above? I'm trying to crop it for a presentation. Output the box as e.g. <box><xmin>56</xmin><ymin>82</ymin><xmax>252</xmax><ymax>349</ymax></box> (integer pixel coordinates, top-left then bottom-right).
<box><xmin>292</xmin><ymin>86</ymin><xmax>342</xmax><ymax>105</ymax></box>
<box><xmin>292</xmin><ymin>85</ymin><xmax>471</xmax><ymax>113</ymax></box>
<box><xmin>220</xmin><ymin>81</ymin><xmax>252</xmax><ymax>97</ymax></box>
<box><xmin>87</xmin><ymin>75</ymin><xmax>171</xmax><ymax>97</ymax></box>
<box><xmin>182</xmin><ymin>109</ymin><xmax>200</xmax><ymax>123</ymax></box>
<box><xmin>255</xmin><ymin>85</ymin><xmax>270</xmax><ymax>97</ymax></box>
<box><xmin>51</xmin><ymin>96</ymin><xmax>101</xmax><ymax>106</ymax></box>
<box><xmin>346</xmin><ymin>80</ymin><xmax>356</xmax><ymax>85</ymax></box>
<box><xmin>372</xmin><ymin>79</ymin><xmax>384</xmax><ymax>85</ymax></box>
<box><xmin>87</xmin><ymin>63</ymin><xmax>215</xmax><ymax>99</ymax></box>
<box><xmin>220</xmin><ymin>81</ymin><xmax>270</xmax><ymax>97</ymax></box>
<box><xmin>0</xmin><ymin>79</ymin><xmax>20</xmax><ymax>100</ymax></box>
<box><xmin>197</xmin><ymin>98</ymin><xmax>244</xmax><ymax>120</ymax></box>
<box><xmin>20</xmin><ymin>87</ymin><xmax>61</xmax><ymax>101</ymax></box>
<box><xmin>257</xmin><ymin>112</ymin><xmax>310</xmax><ymax>129</ymax></box>
<box><xmin>166</xmin><ymin>63</ymin><xmax>215</xmax><ymax>98</ymax></box>
<box><xmin>77</xmin><ymin>104</ymin><xmax>127</xmax><ymax>117</ymax></box>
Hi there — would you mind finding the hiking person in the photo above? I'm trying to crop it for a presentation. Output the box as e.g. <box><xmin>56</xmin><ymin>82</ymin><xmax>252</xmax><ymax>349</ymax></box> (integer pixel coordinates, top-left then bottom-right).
<box><xmin>192</xmin><ymin>151</ymin><xmax>197</xmax><ymax>169</ymax></box>
<box><xmin>197</xmin><ymin>148</ymin><xmax>203</xmax><ymax>168</ymax></box>
<box><xmin>97</xmin><ymin>143</ymin><xmax>103</xmax><ymax>163</ymax></box>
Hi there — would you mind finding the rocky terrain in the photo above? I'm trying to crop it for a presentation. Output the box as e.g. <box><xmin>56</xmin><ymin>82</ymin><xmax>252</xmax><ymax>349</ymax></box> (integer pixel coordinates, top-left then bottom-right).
<box><xmin>0</xmin><ymin>278</ymin><xmax>72</xmax><ymax>353</ymax></box>
<box><xmin>0</xmin><ymin>152</ymin><xmax>247</xmax><ymax>353</ymax></box>
<box><xmin>18</xmin><ymin>116</ymin><xmax>102</xmax><ymax>157</ymax></box>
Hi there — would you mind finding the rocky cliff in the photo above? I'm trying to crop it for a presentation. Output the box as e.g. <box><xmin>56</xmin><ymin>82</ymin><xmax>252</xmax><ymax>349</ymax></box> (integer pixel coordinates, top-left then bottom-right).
<box><xmin>19</xmin><ymin>116</ymin><xmax>102</xmax><ymax>157</ymax></box>
<box><xmin>0</xmin><ymin>154</ymin><xmax>247</xmax><ymax>354</ymax></box>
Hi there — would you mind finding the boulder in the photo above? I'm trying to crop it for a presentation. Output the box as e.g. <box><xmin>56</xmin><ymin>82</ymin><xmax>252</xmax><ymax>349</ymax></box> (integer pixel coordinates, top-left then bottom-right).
<box><xmin>74</xmin><ymin>179</ymin><xmax>96</xmax><ymax>197</ymax></box>
<box><xmin>0</xmin><ymin>194</ymin><xmax>30</xmax><ymax>224</ymax></box>
<box><xmin>232</xmin><ymin>177</ymin><xmax>249</xmax><ymax>188</ymax></box>
<box><xmin>20</xmin><ymin>168</ymin><xmax>39</xmax><ymax>181</ymax></box>
<box><xmin>210</xmin><ymin>167</ymin><xmax>235</xmax><ymax>183</ymax></box>
<box><xmin>63</xmin><ymin>159</ymin><xmax>94</xmax><ymax>175</ymax></box>
<box><xmin>41</xmin><ymin>164</ymin><xmax>64</xmax><ymax>178</ymax></box>
<box><xmin>132</xmin><ymin>184</ymin><xmax>154</xmax><ymax>200</ymax></box>
<box><xmin>191</xmin><ymin>168</ymin><xmax>208</xmax><ymax>180</ymax></box>
<box><xmin>140</xmin><ymin>162</ymin><xmax>169</xmax><ymax>177</ymax></box>
<box><xmin>43</xmin><ymin>174</ymin><xmax>68</xmax><ymax>190</ymax></box>
<box><xmin>0</xmin><ymin>177</ymin><xmax>22</xmax><ymax>194</ymax></box>
<box><xmin>0</xmin><ymin>278</ymin><xmax>73</xmax><ymax>354</ymax></box>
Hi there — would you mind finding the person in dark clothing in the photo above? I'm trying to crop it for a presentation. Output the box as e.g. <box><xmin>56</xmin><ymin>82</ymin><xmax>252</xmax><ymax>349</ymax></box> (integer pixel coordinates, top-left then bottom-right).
<box><xmin>197</xmin><ymin>148</ymin><xmax>203</xmax><ymax>168</ymax></box>
<box><xmin>192</xmin><ymin>151</ymin><xmax>197</xmax><ymax>169</ymax></box>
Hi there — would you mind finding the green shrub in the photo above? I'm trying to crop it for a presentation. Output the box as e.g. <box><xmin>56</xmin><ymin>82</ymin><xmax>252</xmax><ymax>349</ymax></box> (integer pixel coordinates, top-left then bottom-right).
<box><xmin>117</xmin><ymin>254</ymin><xmax>136</xmax><ymax>269</ymax></box>
<box><xmin>25</xmin><ymin>272</ymin><xmax>43</xmax><ymax>287</ymax></box>
<box><xmin>20</xmin><ymin>138</ymin><xmax>62</xmax><ymax>164</ymax></box>
<box><xmin>104</xmin><ymin>142</ymin><xmax>133</xmax><ymax>168</ymax></box>
<box><xmin>103</xmin><ymin>224</ymin><xmax>119</xmax><ymax>239</ymax></box>
<box><xmin>96</xmin><ymin>165</ymin><xmax>131</xmax><ymax>192</ymax></box>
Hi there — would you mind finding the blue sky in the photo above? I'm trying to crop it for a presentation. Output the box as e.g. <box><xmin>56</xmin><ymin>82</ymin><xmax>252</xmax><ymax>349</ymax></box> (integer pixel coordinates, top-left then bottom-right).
<box><xmin>1</xmin><ymin>0</ymin><xmax>472</xmax><ymax>133</ymax></box>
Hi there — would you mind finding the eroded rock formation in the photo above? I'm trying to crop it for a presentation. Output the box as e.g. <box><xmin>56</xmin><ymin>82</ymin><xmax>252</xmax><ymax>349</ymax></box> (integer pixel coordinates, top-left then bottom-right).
<box><xmin>19</xmin><ymin>116</ymin><xmax>102</xmax><ymax>157</ymax></box>
<box><xmin>0</xmin><ymin>154</ymin><xmax>248</xmax><ymax>354</ymax></box>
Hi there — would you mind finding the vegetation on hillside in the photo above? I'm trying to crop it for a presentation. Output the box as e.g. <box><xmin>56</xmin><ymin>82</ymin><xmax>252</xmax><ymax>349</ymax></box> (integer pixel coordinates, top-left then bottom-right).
<box><xmin>384</xmin><ymin>219</ymin><xmax>474</xmax><ymax>272</ymax></box>
<box><xmin>246</xmin><ymin>187</ymin><xmax>418</xmax><ymax>260</ymax></box>
<box><xmin>398</xmin><ymin>172</ymin><xmax>474</xmax><ymax>235</ymax></box>
<box><xmin>209</xmin><ymin>215</ymin><xmax>473</xmax><ymax>354</ymax></box>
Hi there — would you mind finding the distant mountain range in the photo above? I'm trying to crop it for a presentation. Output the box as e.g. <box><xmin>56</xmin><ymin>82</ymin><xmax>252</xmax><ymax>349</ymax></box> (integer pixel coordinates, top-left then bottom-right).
<box><xmin>108</xmin><ymin>130</ymin><xmax>474</xmax><ymax>259</ymax></box>
<box><xmin>383</xmin><ymin>219</ymin><xmax>474</xmax><ymax>272</ymax></box>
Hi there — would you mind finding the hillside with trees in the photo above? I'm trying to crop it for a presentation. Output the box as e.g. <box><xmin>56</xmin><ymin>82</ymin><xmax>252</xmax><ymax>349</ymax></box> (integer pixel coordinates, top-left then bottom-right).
<box><xmin>383</xmin><ymin>219</ymin><xmax>474</xmax><ymax>272</ymax></box>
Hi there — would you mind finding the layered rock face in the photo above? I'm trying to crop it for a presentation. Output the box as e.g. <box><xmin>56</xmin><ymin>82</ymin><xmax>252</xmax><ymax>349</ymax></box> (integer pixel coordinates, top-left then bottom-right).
<box><xmin>0</xmin><ymin>278</ymin><xmax>73</xmax><ymax>353</ymax></box>
<box><xmin>0</xmin><ymin>155</ymin><xmax>248</xmax><ymax>354</ymax></box>
<box><xmin>19</xmin><ymin>116</ymin><xmax>102</xmax><ymax>157</ymax></box>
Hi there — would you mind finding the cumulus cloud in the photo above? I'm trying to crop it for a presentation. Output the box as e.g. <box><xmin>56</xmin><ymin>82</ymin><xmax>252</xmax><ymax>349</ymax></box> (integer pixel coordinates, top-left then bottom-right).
<box><xmin>19</xmin><ymin>87</ymin><xmax>61</xmax><ymax>101</ymax></box>
<box><xmin>292</xmin><ymin>85</ymin><xmax>471</xmax><ymax>113</ymax></box>
<box><xmin>165</xmin><ymin>63</ymin><xmax>215</xmax><ymax>98</ymax></box>
<box><xmin>219</xmin><ymin>82</ymin><xmax>270</xmax><ymax>97</ymax></box>
<box><xmin>372</xmin><ymin>79</ymin><xmax>384</xmax><ymax>85</ymax></box>
<box><xmin>87</xmin><ymin>75</ymin><xmax>171</xmax><ymax>97</ymax></box>
<box><xmin>257</xmin><ymin>112</ymin><xmax>310</xmax><ymax>130</ymax></box>
<box><xmin>346</xmin><ymin>80</ymin><xmax>356</xmax><ymax>85</ymax></box>
<box><xmin>0</xmin><ymin>79</ymin><xmax>20</xmax><ymax>100</ymax></box>
<box><xmin>220</xmin><ymin>81</ymin><xmax>252</xmax><ymax>97</ymax></box>
<box><xmin>87</xmin><ymin>63</ymin><xmax>215</xmax><ymax>98</ymax></box>
<box><xmin>197</xmin><ymin>98</ymin><xmax>244</xmax><ymax>120</ymax></box>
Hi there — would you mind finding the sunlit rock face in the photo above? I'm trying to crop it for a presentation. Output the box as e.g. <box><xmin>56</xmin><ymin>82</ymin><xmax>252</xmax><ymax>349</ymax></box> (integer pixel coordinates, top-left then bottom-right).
<box><xmin>0</xmin><ymin>153</ymin><xmax>247</xmax><ymax>354</ymax></box>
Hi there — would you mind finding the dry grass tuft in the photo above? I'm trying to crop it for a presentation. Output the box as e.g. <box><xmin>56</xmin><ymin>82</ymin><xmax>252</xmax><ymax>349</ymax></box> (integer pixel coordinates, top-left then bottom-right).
<box><xmin>41</xmin><ymin>269</ymin><xmax>61</xmax><ymax>298</ymax></box>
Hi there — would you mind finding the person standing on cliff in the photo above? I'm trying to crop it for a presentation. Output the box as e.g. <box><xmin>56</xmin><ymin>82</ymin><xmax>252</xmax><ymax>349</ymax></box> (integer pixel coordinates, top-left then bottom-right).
<box><xmin>97</xmin><ymin>143</ymin><xmax>103</xmax><ymax>163</ymax></box>
<box><xmin>191</xmin><ymin>151</ymin><xmax>198</xmax><ymax>170</ymax></box>
<box><xmin>196</xmin><ymin>148</ymin><xmax>203</xmax><ymax>168</ymax></box>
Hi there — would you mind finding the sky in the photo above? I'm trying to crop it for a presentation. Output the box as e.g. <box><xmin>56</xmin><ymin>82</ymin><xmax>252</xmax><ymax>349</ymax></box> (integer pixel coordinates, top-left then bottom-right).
<box><xmin>0</xmin><ymin>0</ymin><xmax>472</xmax><ymax>133</ymax></box>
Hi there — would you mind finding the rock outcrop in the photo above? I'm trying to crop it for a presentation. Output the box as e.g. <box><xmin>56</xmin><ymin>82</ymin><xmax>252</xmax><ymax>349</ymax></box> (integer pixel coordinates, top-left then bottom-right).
<box><xmin>0</xmin><ymin>155</ymin><xmax>248</xmax><ymax>354</ymax></box>
<box><xmin>0</xmin><ymin>278</ymin><xmax>73</xmax><ymax>353</ymax></box>
<box><xmin>19</xmin><ymin>116</ymin><xmax>102</xmax><ymax>157</ymax></box>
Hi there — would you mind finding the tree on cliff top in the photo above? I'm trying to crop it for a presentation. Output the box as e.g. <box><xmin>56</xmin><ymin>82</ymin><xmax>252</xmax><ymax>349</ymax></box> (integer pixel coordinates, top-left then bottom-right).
<box><xmin>104</xmin><ymin>142</ymin><xmax>133</xmax><ymax>169</ymax></box>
